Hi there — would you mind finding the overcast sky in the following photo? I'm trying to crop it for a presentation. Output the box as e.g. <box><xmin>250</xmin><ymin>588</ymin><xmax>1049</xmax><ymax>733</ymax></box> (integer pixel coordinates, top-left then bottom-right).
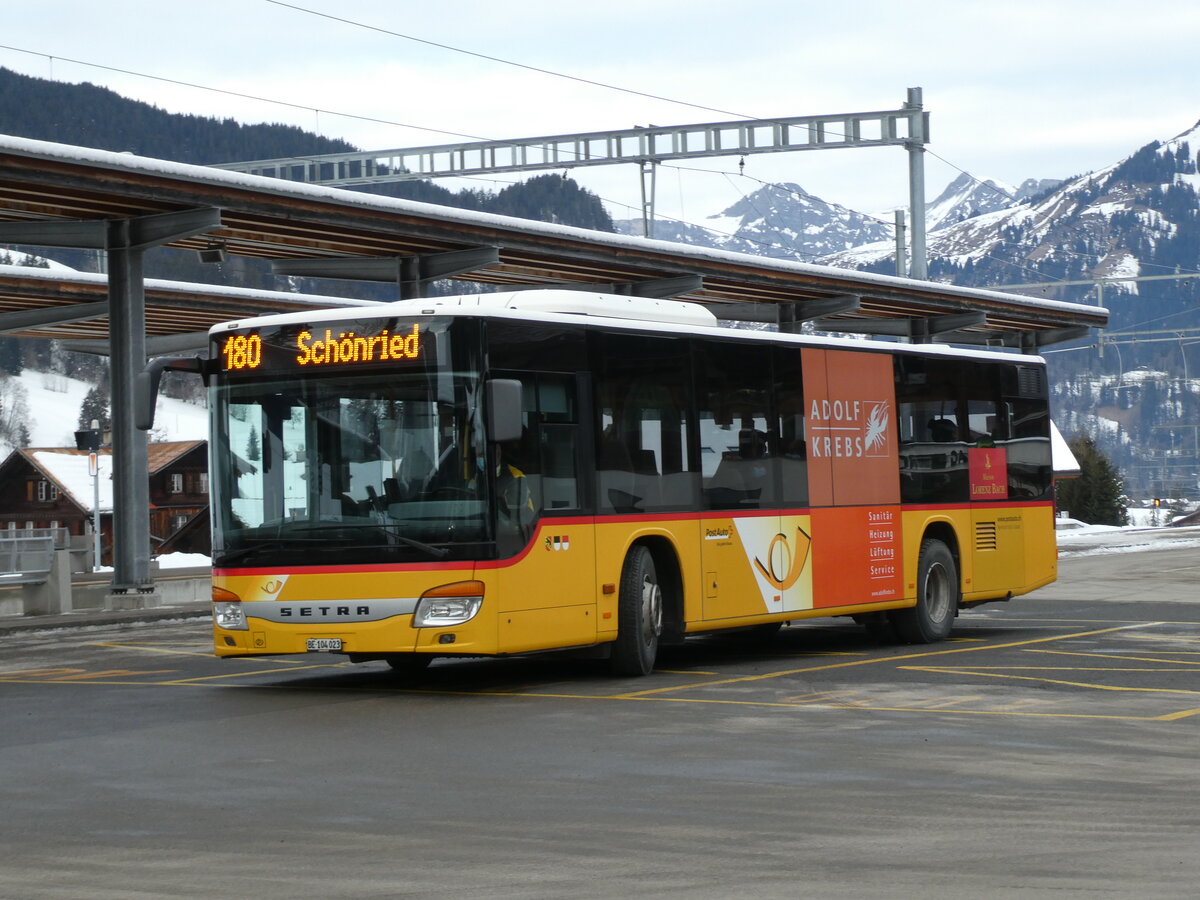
<box><xmin>2</xmin><ymin>0</ymin><xmax>1198</xmax><ymax>230</ymax></box>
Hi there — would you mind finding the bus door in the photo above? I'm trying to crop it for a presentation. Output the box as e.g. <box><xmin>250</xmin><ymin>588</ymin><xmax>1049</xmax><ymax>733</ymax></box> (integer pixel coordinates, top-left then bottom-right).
<box><xmin>492</xmin><ymin>372</ymin><xmax>597</xmax><ymax>652</ymax></box>
<box><xmin>967</xmin><ymin>395</ymin><xmax>1024</xmax><ymax>593</ymax></box>
<box><xmin>697</xmin><ymin>340</ymin><xmax>788</xmax><ymax>622</ymax></box>
<box><xmin>802</xmin><ymin>348</ymin><xmax>904</xmax><ymax>609</ymax></box>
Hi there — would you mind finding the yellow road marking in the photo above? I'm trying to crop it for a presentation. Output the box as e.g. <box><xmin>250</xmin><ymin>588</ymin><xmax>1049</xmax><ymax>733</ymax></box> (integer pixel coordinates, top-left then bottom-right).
<box><xmin>159</xmin><ymin>661</ymin><xmax>352</xmax><ymax>683</ymax></box>
<box><xmin>90</xmin><ymin>641</ymin><xmax>216</xmax><ymax>659</ymax></box>
<box><xmin>1127</xmin><ymin>633</ymin><xmax>1200</xmax><ymax>643</ymax></box>
<box><xmin>900</xmin><ymin>665</ymin><xmax>1200</xmax><ymax>672</ymax></box>
<box><xmin>201</xmin><ymin>682</ymin><xmax>1196</xmax><ymax>722</ymax></box>
<box><xmin>91</xmin><ymin>641</ymin><xmax>309</xmax><ymax>665</ymax></box>
<box><xmin>982</xmin><ymin>616</ymin><xmax>1194</xmax><ymax>626</ymax></box>
<box><xmin>610</xmin><ymin>623</ymin><xmax>1159</xmax><ymax>699</ymax></box>
<box><xmin>1110</xmin><ymin>648</ymin><xmax>1200</xmax><ymax>655</ymax></box>
<box><xmin>0</xmin><ymin>667</ymin><xmax>85</xmax><ymax>679</ymax></box>
<box><xmin>21</xmin><ymin>618</ymin><xmax>1199</xmax><ymax>722</ymax></box>
<box><xmin>1157</xmin><ymin>707</ymin><xmax>1200</xmax><ymax>721</ymax></box>
<box><xmin>921</xmin><ymin>696</ymin><xmax>986</xmax><ymax>709</ymax></box>
<box><xmin>1023</xmin><ymin>648</ymin><xmax>1200</xmax><ymax>666</ymax></box>
<box><xmin>0</xmin><ymin>666</ymin><xmax>175</xmax><ymax>683</ymax></box>
<box><xmin>903</xmin><ymin>665</ymin><xmax>1200</xmax><ymax>696</ymax></box>
<box><xmin>984</xmin><ymin>698</ymin><xmax>1060</xmax><ymax>712</ymax></box>
<box><xmin>780</xmin><ymin>690</ymin><xmax>862</xmax><ymax>704</ymax></box>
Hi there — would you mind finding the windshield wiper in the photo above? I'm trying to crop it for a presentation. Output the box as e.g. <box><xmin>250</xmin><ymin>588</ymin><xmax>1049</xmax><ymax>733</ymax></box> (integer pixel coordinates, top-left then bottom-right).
<box><xmin>227</xmin><ymin>523</ymin><xmax>451</xmax><ymax>561</ymax></box>
<box><xmin>389</xmin><ymin>533</ymin><xmax>449</xmax><ymax>559</ymax></box>
<box><xmin>214</xmin><ymin>538</ymin><xmax>296</xmax><ymax>566</ymax></box>
<box><xmin>273</xmin><ymin>520</ymin><xmax>453</xmax><ymax>556</ymax></box>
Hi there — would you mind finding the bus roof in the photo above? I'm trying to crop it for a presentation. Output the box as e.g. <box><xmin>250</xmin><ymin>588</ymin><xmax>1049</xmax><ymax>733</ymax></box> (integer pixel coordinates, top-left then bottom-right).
<box><xmin>211</xmin><ymin>289</ymin><xmax>1047</xmax><ymax>366</ymax></box>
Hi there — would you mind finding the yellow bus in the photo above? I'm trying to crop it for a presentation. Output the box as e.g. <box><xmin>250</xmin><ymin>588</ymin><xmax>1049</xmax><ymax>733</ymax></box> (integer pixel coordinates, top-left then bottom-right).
<box><xmin>204</xmin><ymin>290</ymin><xmax>1058</xmax><ymax>675</ymax></box>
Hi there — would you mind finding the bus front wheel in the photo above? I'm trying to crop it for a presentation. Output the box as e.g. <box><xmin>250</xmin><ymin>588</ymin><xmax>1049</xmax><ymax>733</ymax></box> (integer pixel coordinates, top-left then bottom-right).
<box><xmin>611</xmin><ymin>545</ymin><xmax>663</xmax><ymax>676</ymax></box>
<box><xmin>889</xmin><ymin>538</ymin><xmax>958</xmax><ymax>643</ymax></box>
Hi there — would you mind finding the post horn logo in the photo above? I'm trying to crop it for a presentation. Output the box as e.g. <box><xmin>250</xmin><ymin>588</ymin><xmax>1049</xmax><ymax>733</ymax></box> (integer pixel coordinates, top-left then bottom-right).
<box><xmin>753</xmin><ymin>527</ymin><xmax>812</xmax><ymax>591</ymax></box>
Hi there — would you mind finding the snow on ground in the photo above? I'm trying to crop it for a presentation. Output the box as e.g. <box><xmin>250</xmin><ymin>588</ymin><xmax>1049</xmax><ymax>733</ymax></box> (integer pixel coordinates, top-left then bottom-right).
<box><xmin>4</xmin><ymin>368</ymin><xmax>207</xmax><ymax>455</ymax></box>
<box><xmin>91</xmin><ymin>551</ymin><xmax>211</xmax><ymax>572</ymax></box>
<box><xmin>1055</xmin><ymin>506</ymin><xmax>1200</xmax><ymax>559</ymax></box>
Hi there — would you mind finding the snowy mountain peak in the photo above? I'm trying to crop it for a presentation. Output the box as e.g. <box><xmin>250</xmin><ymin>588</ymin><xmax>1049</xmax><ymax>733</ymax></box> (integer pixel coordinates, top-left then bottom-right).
<box><xmin>925</xmin><ymin>172</ymin><xmax>1018</xmax><ymax>231</ymax></box>
<box><xmin>616</xmin><ymin>181</ymin><xmax>891</xmax><ymax>261</ymax></box>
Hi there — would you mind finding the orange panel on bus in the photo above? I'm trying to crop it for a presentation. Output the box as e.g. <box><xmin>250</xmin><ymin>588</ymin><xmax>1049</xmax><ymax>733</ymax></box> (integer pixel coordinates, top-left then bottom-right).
<box><xmin>803</xmin><ymin>348</ymin><xmax>900</xmax><ymax>508</ymax></box>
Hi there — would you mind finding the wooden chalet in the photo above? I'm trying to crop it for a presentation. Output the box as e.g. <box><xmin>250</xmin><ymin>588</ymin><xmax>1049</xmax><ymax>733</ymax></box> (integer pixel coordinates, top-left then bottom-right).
<box><xmin>0</xmin><ymin>440</ymin><xmax>209</xmax><ymax>564</ymax></box>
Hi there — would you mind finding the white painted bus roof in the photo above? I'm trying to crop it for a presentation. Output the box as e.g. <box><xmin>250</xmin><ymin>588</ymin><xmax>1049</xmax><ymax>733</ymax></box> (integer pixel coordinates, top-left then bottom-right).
<box><xmin>211</xmin><ymin>289</ymin><xmax>1046</xmax><ymax>366</ymax></box>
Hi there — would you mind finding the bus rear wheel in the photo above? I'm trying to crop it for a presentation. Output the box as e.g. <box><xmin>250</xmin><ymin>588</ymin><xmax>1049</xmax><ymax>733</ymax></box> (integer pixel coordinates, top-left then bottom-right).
<box><xmin>611</xmin><ymin>545</ymin><xmax>663</xmax><ymax>676</ymax></box>
<box><xmin>889</xmin><ymin>538</ymin><xmax>958</xmax><ymax>643</ymax></box>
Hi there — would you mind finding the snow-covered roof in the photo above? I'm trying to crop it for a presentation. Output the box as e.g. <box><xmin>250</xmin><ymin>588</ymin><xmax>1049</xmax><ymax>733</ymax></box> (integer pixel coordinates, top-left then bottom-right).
<box><xmin>0</xmin><ymin>133</ymin><xmax>1110</xmax><ymax>329</ymax></box>
<box><xmin>220</xmin><ymin>289</ymin><xmax>1049</xmax><ymax>365</ymax></box>
<box><xmin>26</xmin><ymin>448</ymin><xmax>114</xmax><ymax>514</ymax></box>
<box><xmin>0</xmin><ymin>263</ymin><xmax>382</xmax><ymax>309</ymax></box>
<box><xmin>6</xmin><ymin>441</ymin><xmax>206</xmax><ymax>515</ymax></box>
<box><xmin>1050</xmin><ymin>421</ymin><xmax>1080</xmax><ymax>478</ymax></box>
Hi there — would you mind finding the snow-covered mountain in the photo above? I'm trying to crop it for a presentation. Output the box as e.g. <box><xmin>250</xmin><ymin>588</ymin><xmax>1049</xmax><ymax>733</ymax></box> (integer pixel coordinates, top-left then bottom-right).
<box><xmin>616</xmin><ymin>182</ymin><xmax>893</xmax><ymax>261</ymax></box>
<box><xmin>617</xmin><ymin>173</ymin><xmax>1068</xmax><ymax>263</ymax></box>
<box><xmin>823</xmin><ymin>120</ymin><xmax>1200</xmax><ymax>311</ymax></box>
<box><xmin>925</xmin><ymin>173</ymin><xmax>1010</xmax><ymax>231</ymax></box>
<box><xmin>921</xmin><ymin>173</ymin><xmax>1065</xmax><ymax>232</ymax></box>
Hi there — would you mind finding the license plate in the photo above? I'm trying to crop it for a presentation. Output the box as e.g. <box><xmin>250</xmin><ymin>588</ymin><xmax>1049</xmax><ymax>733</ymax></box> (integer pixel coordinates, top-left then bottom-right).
<box><xmin>306</xmin><ymin>638</ymin><xmax>342</xmax><ymax>651</ymax></box>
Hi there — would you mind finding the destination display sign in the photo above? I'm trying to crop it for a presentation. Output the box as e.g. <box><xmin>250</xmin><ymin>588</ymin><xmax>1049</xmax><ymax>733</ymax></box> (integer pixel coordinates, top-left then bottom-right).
<box><xmin>214</xmin><ymin>318</ymin><xmax>431</xmax><ymax>375</ymax></box>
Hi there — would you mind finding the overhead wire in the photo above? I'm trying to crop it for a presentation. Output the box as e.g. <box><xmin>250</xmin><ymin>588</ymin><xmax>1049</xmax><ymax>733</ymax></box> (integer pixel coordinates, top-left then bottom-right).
<box><xmin>260</xmin><ymin>0</ymin><xmax>758</xmax><ymax>122</ymax></box>
<box><xmin>5</xmin><ymin>11</ymin><xmax>1198</xmax><ymax>293</ymax></box>
<box><xmin>0</xmin><ymin>40</ymin><xmax>821</xmax><ymax>261</ymax></box>
<box><xmin>0</xmin><ymin>42</ymin><xmax>493</xmax><ymax>144</ymax></box>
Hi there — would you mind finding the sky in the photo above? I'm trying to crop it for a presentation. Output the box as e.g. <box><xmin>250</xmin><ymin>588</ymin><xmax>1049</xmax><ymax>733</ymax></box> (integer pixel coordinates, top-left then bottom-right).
<box><xmin>2</xmin><ymin>0</ymin><xmax>1199</xmax><ymax>230</ymax></box>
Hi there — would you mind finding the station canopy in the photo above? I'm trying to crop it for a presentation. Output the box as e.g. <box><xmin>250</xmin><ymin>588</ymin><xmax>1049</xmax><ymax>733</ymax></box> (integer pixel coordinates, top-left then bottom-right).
<box><xmin>0</xmin><ymin>133</ymin><xmax>1110</xmax><ymax>594</ymax></box>
<box><xmin>0</xmin><ymin>134</ymin><xmax>1108</xmax><ymax>350</ymax></box>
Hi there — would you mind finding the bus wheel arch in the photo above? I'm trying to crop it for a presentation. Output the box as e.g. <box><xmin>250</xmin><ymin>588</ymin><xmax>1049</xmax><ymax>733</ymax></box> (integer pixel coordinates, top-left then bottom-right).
<box><xmin>889</xmin><ymin>525</ymin><xmax>960</xmax><ymax>643</ymax></box>
<box><xmin>610</xmin><ymin>537</ymin><xmax>681</xmax><ymax>675</ymax></box>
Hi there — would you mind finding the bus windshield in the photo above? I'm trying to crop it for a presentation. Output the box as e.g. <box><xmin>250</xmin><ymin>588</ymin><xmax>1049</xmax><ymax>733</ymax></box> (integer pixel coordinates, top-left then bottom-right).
<box><xmin>211</xmin><ymin>364</ymin><xmax>491</xmax><ymax>568</ymax></box>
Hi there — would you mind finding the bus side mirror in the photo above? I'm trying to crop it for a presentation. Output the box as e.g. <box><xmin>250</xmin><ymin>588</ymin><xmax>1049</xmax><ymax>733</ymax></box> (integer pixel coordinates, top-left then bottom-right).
<box><xmin>486</xmin><ymin>378</ymin><xmax>523</xmax><ymax>444</ymax></box>
<box><xmin>136</xmin><ymin>356</ymin><xmax>210</xmax><ymax>431</ymax></box>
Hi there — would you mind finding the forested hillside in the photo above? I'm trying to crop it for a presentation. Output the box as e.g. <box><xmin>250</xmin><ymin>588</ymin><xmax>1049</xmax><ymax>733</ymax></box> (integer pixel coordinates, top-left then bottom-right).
<box><xmin>0</xmin><ymin>65</ymin><xmax>615</xmax><ymax>285</ymax></box>
<box><xmin>0</xmin><ymin>67</ymin><xmax>614</xmax><ymax>385</ymax></box>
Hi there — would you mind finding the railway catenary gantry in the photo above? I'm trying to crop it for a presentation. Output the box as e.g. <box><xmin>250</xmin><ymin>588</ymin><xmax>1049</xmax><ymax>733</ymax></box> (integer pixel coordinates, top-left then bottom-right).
<box><xmin>0</xmin><ymin>133</ymin><xmax>1109</xmax><ymax>598</ymax></box>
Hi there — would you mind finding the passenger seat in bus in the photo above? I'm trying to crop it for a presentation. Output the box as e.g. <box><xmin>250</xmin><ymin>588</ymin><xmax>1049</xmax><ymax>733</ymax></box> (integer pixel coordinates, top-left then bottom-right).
<box><xmin>706</xmin><ymin>429</ymin><xmax>768</xmax><ymax>509</ymax></box>
<box><xmin>597</xmin><ymin>433</ymin><xmax>641</xmax><ymax>513</ymax></box>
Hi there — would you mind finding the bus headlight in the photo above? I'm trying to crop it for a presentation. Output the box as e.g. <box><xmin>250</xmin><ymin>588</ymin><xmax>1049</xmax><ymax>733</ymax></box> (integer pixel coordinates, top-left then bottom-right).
<box><xmin>213</xmin><ymin>597</ymin><xmax>248</xmax><ymax>631</ymax></box>
<box><xmin>413</xmin><ymin>581</ymin><xmax>484</xmax><ymax>627</ymax></box>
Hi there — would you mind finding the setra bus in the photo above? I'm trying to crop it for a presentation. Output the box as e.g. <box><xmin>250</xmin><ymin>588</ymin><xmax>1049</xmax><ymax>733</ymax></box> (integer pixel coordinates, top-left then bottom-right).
<box><xmin>195</xmin><ymin>289</ymin><xmax>1058</xmax><ymax>675</ymax></box>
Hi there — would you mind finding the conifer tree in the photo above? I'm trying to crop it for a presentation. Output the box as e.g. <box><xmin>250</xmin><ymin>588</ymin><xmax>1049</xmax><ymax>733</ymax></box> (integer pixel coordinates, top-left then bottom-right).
<box><xmin>1056</xmin><ymin>435</ymin><xmax>1128</xmax><ymax>526</ymax></box>
<box><xmin>77</xmin><ymin>384</ymin><xmax>111</xmax><ymax>432</ymax></box>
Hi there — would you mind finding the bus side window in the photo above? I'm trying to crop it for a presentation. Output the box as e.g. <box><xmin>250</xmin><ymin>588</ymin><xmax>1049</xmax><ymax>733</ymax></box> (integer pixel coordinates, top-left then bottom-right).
<box><xmin>535</xmin><ymin>375</ymin><xmax>582</xmax><ymax>511</ymax></box>
<box><xmin>594</xmin><ymin>332</ymin><xmax>696</xmax><ymax>514</ymax></box>
<box><xmin>697</xmin><ymin>339</ymin><xmax>777</xmax><ymax>511</ymax></box>
<box><xmin>896</xmin><ymin>356</ymin><xmax>968</xmax><ymax>503</ymax></box>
